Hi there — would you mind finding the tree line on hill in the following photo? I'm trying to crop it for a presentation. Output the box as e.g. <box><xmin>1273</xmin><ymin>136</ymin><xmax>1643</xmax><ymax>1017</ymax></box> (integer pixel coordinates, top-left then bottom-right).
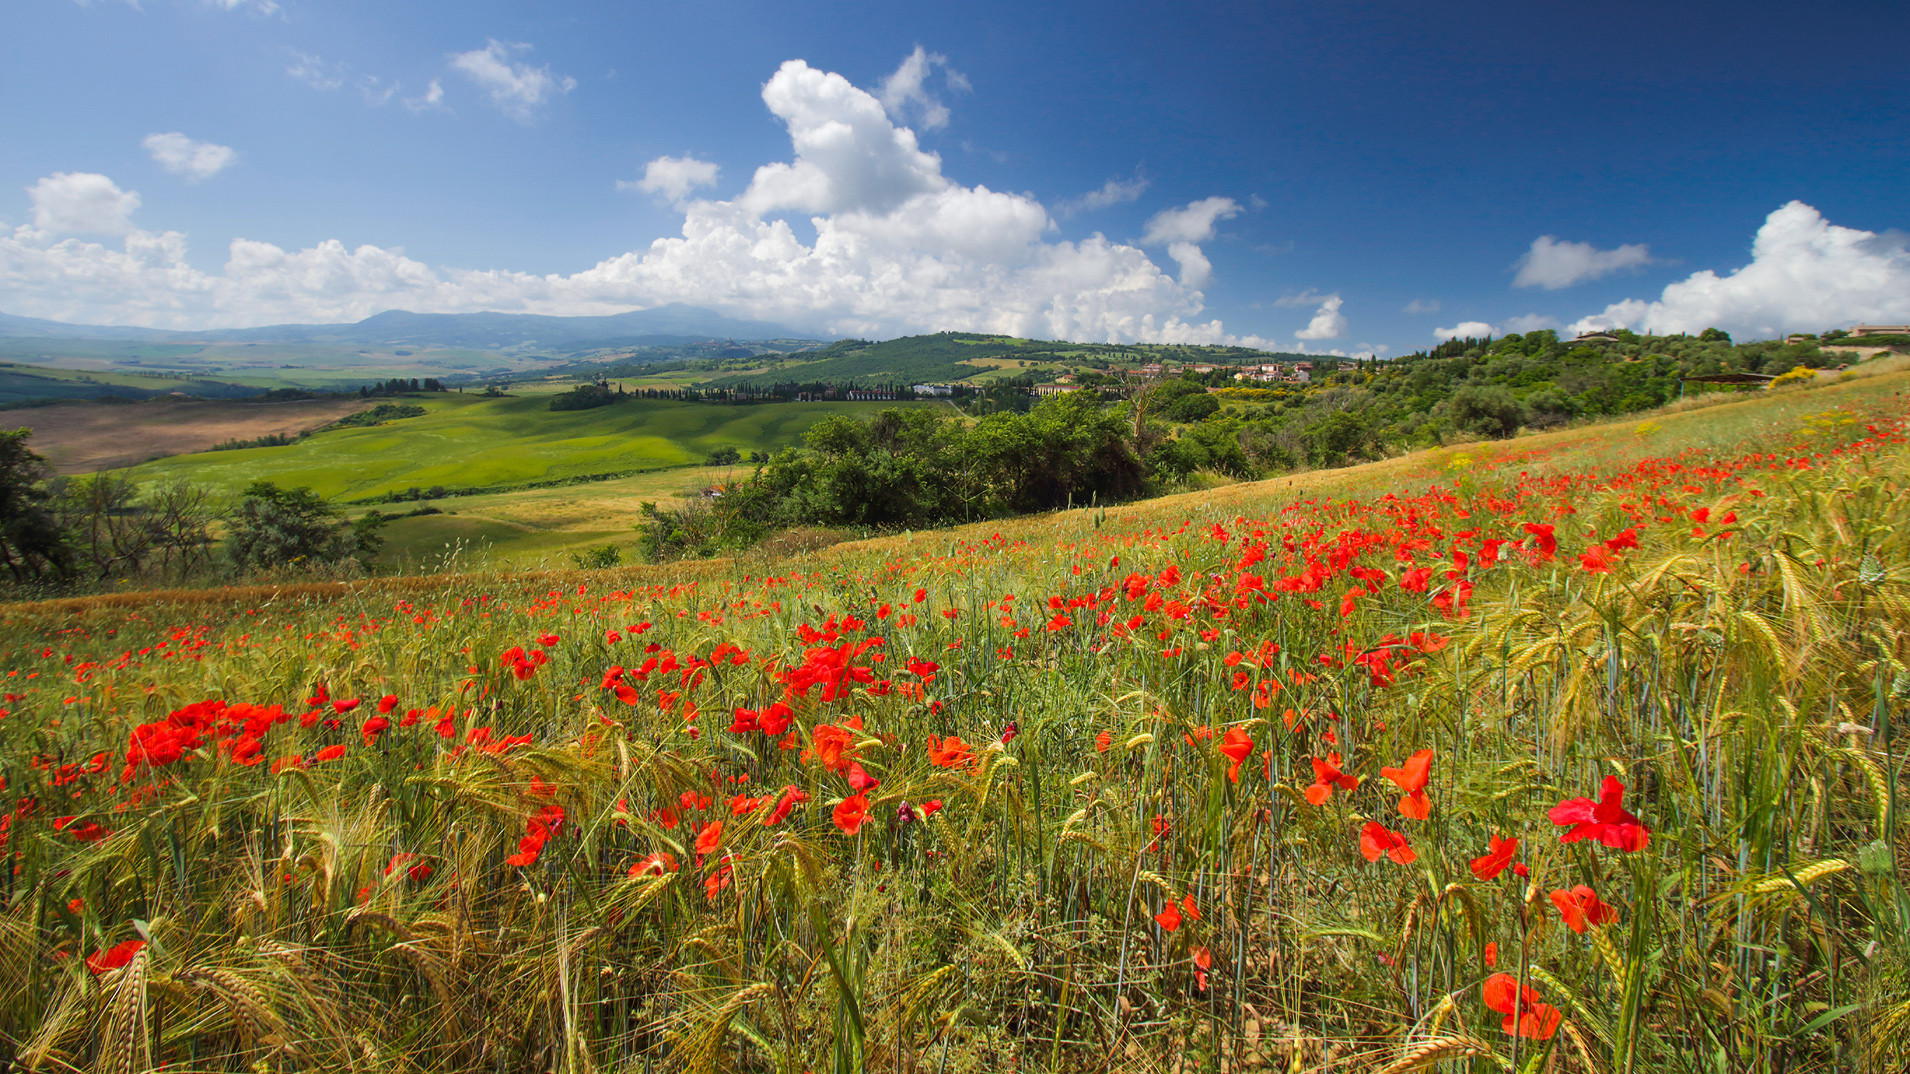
<box><xmin>639</xmin><ymin>393</ymin><xmax>1143</xmax><ymax>558</ymax></box>
<box><xmin>360</xmin><ymin>377</ymin><xmax>449</xmax><ymax>396</ymax></box>
<box><xmin>547</xmin><ymin>379</ymin><xmax>961</xmax><ymax>411</ymax></box>
<box><xmin>0</xmin><ymin>429</ymin><xmax>389</xmax><ymax>592</ymax></box>
<box><xmin>1138</xmin><ymin>327</ymin><xmax>1864</xmax><ymax>481</ymax></box>
<box><xmin>638</xmin><ymin>327</ymin><xmax>1874</xmax><ymax>557</ymax></box>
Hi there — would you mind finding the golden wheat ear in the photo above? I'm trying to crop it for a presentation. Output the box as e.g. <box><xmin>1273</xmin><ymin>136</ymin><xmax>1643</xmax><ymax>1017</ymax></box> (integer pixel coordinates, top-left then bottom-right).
<box><xmin>1373</xmin><ymin>1034</ymin><xmax>1495</xmax><ymax>1074</ymax></box>
<box><xmin>94</xmin><ymin>943</ymin><xmax>151</xmax><ymax>1074</ymax></box>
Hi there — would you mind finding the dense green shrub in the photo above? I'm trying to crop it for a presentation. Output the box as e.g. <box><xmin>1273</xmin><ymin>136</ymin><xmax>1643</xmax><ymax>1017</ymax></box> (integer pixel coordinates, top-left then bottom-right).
<box><xmin>1446</xmin><ymin>385</ymin><xmax>1527</xmax><ymax>438</ymax></box>
<box><xmin>228</xmin><ymin>481</ymin><xmax>386</xmax><ymax>572</ymax></box>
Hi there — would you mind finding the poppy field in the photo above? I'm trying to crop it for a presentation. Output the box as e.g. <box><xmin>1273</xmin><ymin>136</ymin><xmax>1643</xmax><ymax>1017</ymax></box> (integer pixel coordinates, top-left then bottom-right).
<box><xmin>2</xmin><ymin>391</ymin><xmax>1908</xmax><ymax>1073</ymax></box>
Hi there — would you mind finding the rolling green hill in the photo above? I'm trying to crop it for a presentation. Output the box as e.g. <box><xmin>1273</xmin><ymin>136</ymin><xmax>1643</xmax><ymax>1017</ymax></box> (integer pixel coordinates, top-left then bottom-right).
<box><xmin>120</xmin><ymin>392</ymin><xmax>939</xmax><ymax>503</ymax></box>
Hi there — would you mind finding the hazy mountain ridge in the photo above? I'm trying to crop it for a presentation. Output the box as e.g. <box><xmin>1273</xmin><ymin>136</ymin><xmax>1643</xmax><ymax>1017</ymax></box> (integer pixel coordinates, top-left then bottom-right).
<box><xmin>0</xmin><ymin>304</ymin><xmax>818</xmax><ymax>350</ymax></box>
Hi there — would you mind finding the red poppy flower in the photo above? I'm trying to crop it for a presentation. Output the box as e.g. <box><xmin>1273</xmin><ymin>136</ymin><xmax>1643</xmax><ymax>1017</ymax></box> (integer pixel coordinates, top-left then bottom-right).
<box><xmin>1549</xmin><ymin>885</ymin><xmax>1617</xmax><ymax>933</ymax></box>
<box><xmin>1304</xmin><ymin>754</ymin><xmax>1359</xmax><ymax>805</ymax></box>
<box><xmin>1359</xmin><ymin>821</ymin><xmax>1417</xmax><ymax>865</ymax></box>
<box><xmin>1218</xmin><ymin>727</ymin><xmax>1254</xmax><ymax>783</ymax></box>
<box><xmin>1469</xmin><ymin>834</ymin><xmax>1520</xmax><ymax>880</ymax></box>
<box><xmin>845</xmin><ymin>761</ymin><xmax>881</xmax><ymax>792</ymax></box>
<box><xmin>628</xmin><ymin>852</ymin><xmax>678</xmax><ymax>877</ymax></box>
<box><xmin>1154</xmin><ymin>902</ymin><xmax>1182</xmax><ymax>932</ymax></box>
<box><xmin>705</xmin><ymin>857</ymin><xmax>734</xmax><ymax>898</ymax></box>
<box><xmin>1548</xmin><ymin>775</ymin><xmax>1650</xmax><ymax>851</ymax></box>
<box><xmin>86</xmin><ymin>939</ymin><xmax>146</xmax><ymax>975</ymax></box>
<box><xmin>1379</xmin><ymin>748</ymin><xmax>1433</xmax><ymax>819</ymax></box>
<box><xmin>833</xmin><ymin>793</ymin><xmax>871</xmax><ymax>835</ymax></box>
<box><xmin>1482</xmin><ymin>973</ymin><xmax>1562</xmax><ymax>1039</ymax></box>
<box><xmin>927</xmin><ymin>735</ymin><xmax>976</xmax><ymax>769</ymax></box>
<box><xmin>1095</xmin><ymin>730</ymin><xmax>1112</xmax><ymax>753</ymax></box>
<box><xmin>766</xmin><ymin>786</ymin><xmax>809</xmax><ymax>825</ymax></box>
<box><xmin>759</xmin><ymin>701</ymin><xmax>794</xmax><ymax>736</ymax></box>
<box><xmin>694</xmin><ymin>820</ymin><xmax>724</xmax><ymax>860</ymax></box>
<box><xmin>505</xmin><ymin>828</ymin><xmax>547</xmax><ymax>867</ymax></box>
<box><xmin>809</xmin><ymin>724</ymin><xmax>857</xmax><ymax>772</ymax></box>
<box><xmin>1603</xmin><ymin>527</ymin><xmax>1640</xmax><ymax>552</ymax></box>
<box><xmin>1522</xmin><ymin>522</ymin><xmax>1558</xmax><ymax>559</ymax></box>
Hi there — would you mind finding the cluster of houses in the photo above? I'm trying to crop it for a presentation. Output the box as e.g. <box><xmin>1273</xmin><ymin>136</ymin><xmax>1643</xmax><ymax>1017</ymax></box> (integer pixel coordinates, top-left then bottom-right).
<box><xmin>781</xmin><ymin>359</ymin><xmax>1323</xmax><ymax>403</ymax></box>
<box><xmin>1130</xmin><ymin>361</ymin><xmax>1313</xmax><ymax>384</ymax></box>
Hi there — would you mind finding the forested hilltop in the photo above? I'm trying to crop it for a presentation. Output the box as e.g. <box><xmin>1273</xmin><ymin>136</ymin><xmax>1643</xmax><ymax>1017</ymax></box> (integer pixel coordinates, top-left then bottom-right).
<box><xmin>640</xmin><ymin>326</ymin><xmax>1893</xmax><ymax>556</ymax></box>
<box><xmin>1134</xmin><ymin>326</ymin><xmax>1871</xmax><ymax>479</ymax></box>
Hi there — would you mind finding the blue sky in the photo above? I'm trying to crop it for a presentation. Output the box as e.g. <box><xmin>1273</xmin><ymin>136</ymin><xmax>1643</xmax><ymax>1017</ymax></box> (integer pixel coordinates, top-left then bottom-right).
<box><xmin>3</xmin><ymin>0</ymin><xmax>1906</xmax><ymax>354</ymax></box>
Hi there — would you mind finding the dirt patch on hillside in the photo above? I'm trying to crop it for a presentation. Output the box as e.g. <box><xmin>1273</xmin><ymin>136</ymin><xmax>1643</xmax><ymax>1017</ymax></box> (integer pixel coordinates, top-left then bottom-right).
<box><xmin>3</xmin><ymin>397</ymin><xmax>370</xmax><ymax>474</ymax></box>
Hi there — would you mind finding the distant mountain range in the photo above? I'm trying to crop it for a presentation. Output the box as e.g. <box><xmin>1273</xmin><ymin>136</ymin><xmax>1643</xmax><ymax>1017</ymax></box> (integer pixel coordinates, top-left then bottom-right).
<box><xmin>0</xmin><ymin>305</ymin><xmax>820</xmax><ymax>349</ymax></box>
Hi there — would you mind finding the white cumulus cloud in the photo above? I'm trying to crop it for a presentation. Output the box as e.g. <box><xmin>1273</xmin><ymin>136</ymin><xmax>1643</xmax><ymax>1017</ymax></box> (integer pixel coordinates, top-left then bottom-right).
<box><xmin>143</xmin><ymin>132</ymin><xmax>236</xmax><ymax>180</ymax></box>
<box><xmin>1435</xmin><ymin>321</ymin><xmax>1495</xmax><ymax>341</ymax></box>
<box><xmin>450</xmin><ymin>40</ymin><xmax>575</xmax><ymax>123</ymax></box>
<box><xmin>1163</xmin><ymin>241</ymin><xmax>1212</xmax><ymax>288</ymax></box>
<box><xmin>1294</xmin><ymin>294</ymin><xmax>1346</xmax><ymax>340</ymax></box>
<box><xmin>1402</xmin><ymin>298</ymin><xmax>1440</xmax><ymax>314</ymax></box>
<box><xmin>1569</xmin><ymin>201</ymin><xmax>1910</xmax><ymax>340</ymax></box>
<box><xmin>1142</xmin><ymin>197</ymin><xmax>1239</xmax><ymax>287</ymax></box>
<box><xmin>1513</xmin><ymin>235</ymin><xmax>1653</xmax><ymax>289</ymax></box>
<box><xmin>1273</xmin><ymin>288</ymin><xmax>1330</xmax><ymax>308</ymax></box>
<box><xmin>1056</xmin><ymin>175</ymin><xmax>1148</xmax><ymax>217</ymax></box>
<box><xmin>738</xmin><ymin>60</ymin><xmax>952</xmax><ymax>217</ymax></box>
<box><xmin>1142</xmin><ymin>196</ymin><xmax>1240</xmax><ymax>246</ymax></box>
<box><xmin>405</xmin><ymin>79</ymin><xmax>448</xmax><ymax>113</ymax></box>
<box><xmin>619</xmin><ymin>156</ymin><xmax>721</xmax><ymax>203</ymax></box>
<box><xmin>1503</xmin><ymin>313</ymin><xmax>1560</xmax><ymax>334</ymax></box>
<box><xmin>878</xmin><ymin>46</ymin><xmax>967</xmax><ymax>131</ymax></box>
<box><xmin>26</xmin><ymin>173</ymin><xmax>141</xmax><ymax>235</ymax></box>
<box><xmin>0</xmin><ymin>54</ymin><xmax>1265</xmax><ymax>344</ymax></box>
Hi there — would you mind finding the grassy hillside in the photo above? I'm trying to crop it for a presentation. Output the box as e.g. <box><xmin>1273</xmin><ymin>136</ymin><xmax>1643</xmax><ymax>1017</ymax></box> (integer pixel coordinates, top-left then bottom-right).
<box><xmin>370</xmin><ymin>467</ymin><xmax>755</xmax><ymax>571</ymax></box>
<box><xmin>2</xmin><ymin>372</ymin><xmax>1905</xmax><ymax>1072</ymax></box>
<box><xmin>120</xmin><ymin>391</ymin><xmax>940</xmax><ymax>501</ymax></box>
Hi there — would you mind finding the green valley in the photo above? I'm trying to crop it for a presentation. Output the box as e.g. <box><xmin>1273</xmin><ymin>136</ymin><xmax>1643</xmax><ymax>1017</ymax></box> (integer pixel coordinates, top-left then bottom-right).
<box><xmin>119</xmin><ymin>392</ymin><xmax>942</xmax><ymax>503</ymax></box>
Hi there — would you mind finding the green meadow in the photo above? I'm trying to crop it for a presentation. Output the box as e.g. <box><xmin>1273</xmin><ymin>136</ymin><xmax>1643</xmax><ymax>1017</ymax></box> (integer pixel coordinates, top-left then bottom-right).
<box><xmin>369</xmin><ymin>468</ymin><xmax>742</xmax><ymax>571</ymax></box>
<box><xmin>116</xmin><ymin>393</ymin><xmax>945</xmax><ymax>566</ymax></box>
<box><xmin>125</xmin><ymin>393</ymin><xmax>941</xmax><ymax>502</ymax></box>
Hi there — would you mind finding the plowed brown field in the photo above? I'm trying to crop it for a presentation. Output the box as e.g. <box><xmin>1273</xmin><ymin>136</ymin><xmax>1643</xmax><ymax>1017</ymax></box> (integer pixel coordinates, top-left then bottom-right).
<box><xmin>4</xmin><ymin>396</ymin><xmax>368</xmax><ymax>474</ymax></box>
